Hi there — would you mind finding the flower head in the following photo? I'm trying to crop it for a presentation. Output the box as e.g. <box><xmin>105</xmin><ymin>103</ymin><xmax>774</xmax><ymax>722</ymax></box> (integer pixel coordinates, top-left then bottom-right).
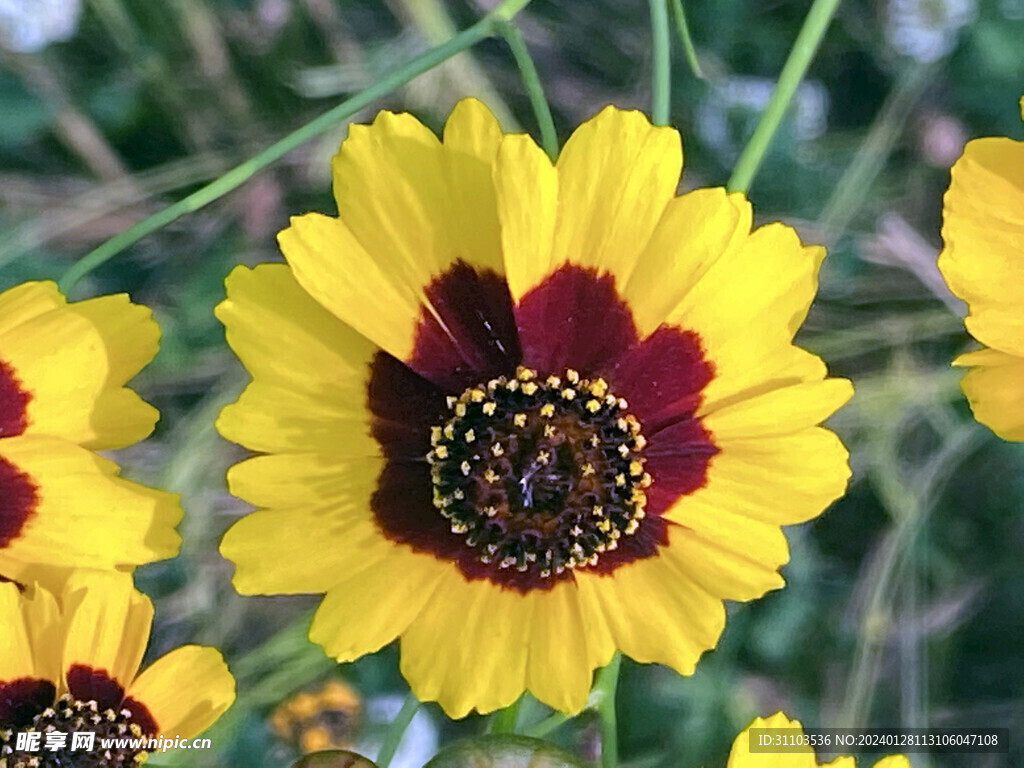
<box><xmin>0</xmin><ymin>282</ymin><xmax>181</xmax><ymax>586</ymax></box>
<box><xmin>217</xmin><ymin>100</ymin><xmax>852</xmax><ymax>716</ymax></box>
<box><xmin>0</xmin><ymin>572</ymin><xmax>234</xmax><ymax>765</ymax></box>
<box><xmin>937</xmin><ymin>132</ymin><xmax>1024</xmax><ymax>440</ymax></box>
<box><xmin>727</xmin><ymin>712</ymin><xmax>908</xmax><ymax>767</ymax></box>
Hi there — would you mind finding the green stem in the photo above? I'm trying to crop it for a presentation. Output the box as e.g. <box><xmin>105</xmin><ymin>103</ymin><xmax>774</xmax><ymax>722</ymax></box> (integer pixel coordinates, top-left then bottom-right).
<box><xmin>58</xmin><ymin>0</ymin><xmax>534</xmax><ymax>293</ymax></box>
<box><xmin>726</xmin><ymin>0</ymin><xmax>842</xmax><ymax>194</ymax></box>
<box><xmin>648</xmin><ymin>0</ymin><xmax>671</xmax><ymax>125</ymax></box>
<box><xmin>488</xmin><ymin>694</ymin><xmax>524</xmax><ymax>734</ymax></box>
<box><xmin>524</xmin><ymin>710</ymin><xmax>571</xmax><ymax>739</ymax></box>
<box><xmin>594</xmin><ymin>653</ymin><xmax>622</xmax><ymax>768</ymax></box>
<box><xmin>668</xmin><ymin>0</ymin><xmax>704</xmax><ymax>79</ymax></box>
<box><xmin>377</xmin><ymin>692</ymin><xmax>420</xmax><ymax>768</ymax></box>
<box><xmin>497</xmin><ymin>20</ymin><xmax>558</xmax><ymax>160</ymax></box>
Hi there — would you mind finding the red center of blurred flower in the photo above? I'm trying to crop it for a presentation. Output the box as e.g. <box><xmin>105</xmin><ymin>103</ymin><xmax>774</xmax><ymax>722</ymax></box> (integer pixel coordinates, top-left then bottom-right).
<box><xmin>0</xmin><ymin>359</ymin><xmax>31</xmax><ymax>438</ymax></box>
<box><xmin>0</xmin><ymin>457</ymin><xmax>38</xmax><ymax>550</ymax></box>
<box><xmin>367</xmin><ymin>263</ymin><xmax>718</xmax><ymax>592</ymax></box>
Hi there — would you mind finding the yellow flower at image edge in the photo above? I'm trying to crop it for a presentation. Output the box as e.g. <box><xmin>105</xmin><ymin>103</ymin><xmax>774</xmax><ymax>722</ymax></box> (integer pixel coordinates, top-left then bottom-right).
<box><xmin>217</xmin><ymin>99</ymin><xmax>853</xmax><ymax>717</ymax></box>
<box><xmin>728</xmin><ymin>713</ymin><xmax>908</xmax><ymax>767</ymax></box>
<box><xmin>0</xmin><ymin>572</ymin><xmax>234</xmax><ymax>764</ymax></box>
<box><xmin>0</xmin><ymin>282</ymin><xmax>181</xmax><ymax>585</ymax></box>
<box><xmin>937</xmin><ymin>132</ymin><xmax>1024</xmax><ymax>440</ymax></box>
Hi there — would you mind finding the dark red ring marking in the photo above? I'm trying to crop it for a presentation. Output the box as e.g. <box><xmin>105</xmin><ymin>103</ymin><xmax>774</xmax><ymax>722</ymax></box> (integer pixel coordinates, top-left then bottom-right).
<box><xmin>0</xmin><ymin>455</ymin><xmax>38</xmax><ymax>550</ymax></box>
<box><xmin>0</xmin><ymin>358</ymin><xmax>31</xmax><ymax>439</ymax></box>
<box><xmin>367</xmin><ymin>262</ymin><xmax>718</xmax><ymax>592</ymax></box>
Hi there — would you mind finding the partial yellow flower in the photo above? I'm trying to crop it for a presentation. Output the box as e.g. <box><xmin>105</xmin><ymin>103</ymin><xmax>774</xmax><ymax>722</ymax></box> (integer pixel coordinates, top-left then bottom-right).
<box><xmin>217</xmin><ymin>99</ymin><xmax>853</xmax><ymax>717</ymax></box>
<box><xmin>0</xmin><ymin>572</ymin><xmax>234</xmax><ymax>764</ymax></box>
<box><xmin>0</xmin><ymin>282</ymin><xmax>181</xmax><ymax>585</ymax></box>
<box><xmin>937</xmin><ymin>133</ymin><xmax>1024</xmax><ymax>440</ymax></box>
<box><xmin>728</xmin><ymin>712</ymin><xmax>909</xmax><ymax>767</ymax></box>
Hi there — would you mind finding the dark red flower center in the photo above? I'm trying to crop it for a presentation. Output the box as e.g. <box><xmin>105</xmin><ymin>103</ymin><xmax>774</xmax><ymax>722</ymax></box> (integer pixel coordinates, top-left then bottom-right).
<box><xmin>0</xmin><ymin>358</ymin><xmax>31</xmax><ymax>438</ymax></box>
<box><xmin>1</xmin><ymin>668</ymin><xmax>157</xmax><ymax>767</ymax></box>
<box><xmin>367</xmin><ymin>262</ymin><xmax>719</xmax><ymax>592</ymax></box>
<box><xmin>0</xmin><ymin>456</ymin><xmax>38</xmax><ymax>550</ymax></box>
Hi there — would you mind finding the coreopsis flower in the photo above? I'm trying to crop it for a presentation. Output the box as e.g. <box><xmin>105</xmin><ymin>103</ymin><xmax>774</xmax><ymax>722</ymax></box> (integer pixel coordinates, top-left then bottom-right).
<box><xmin>937</xmin><ymin>132</ymin><xmax>1024</xmax><ymax>440</ymax></box>
<box><xmin>727</xmin><ymin>712</ymin><xmax>908</xmax><ymax>767</ymax></box>
<box><xmin>0</xmin><ymin>282</ymin><xmax>181</xmax><ymax>585</ymax></box>
<box><xmin>0</xmin><ymin>572</ymin><xmax>234</xmax><ymax>766</ymax></box>
<box><xmin>217</xmin><ymin>100</ymin><xmax>853</xmax><ymax>716</ymax></box>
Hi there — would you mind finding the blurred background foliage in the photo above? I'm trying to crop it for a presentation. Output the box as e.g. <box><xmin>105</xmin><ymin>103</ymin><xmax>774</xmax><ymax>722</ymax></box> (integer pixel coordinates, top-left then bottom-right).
<box><xmin>0</xmin><ymin>0</ymin><xmax>1022</xmax><ymax>766</ymax></box>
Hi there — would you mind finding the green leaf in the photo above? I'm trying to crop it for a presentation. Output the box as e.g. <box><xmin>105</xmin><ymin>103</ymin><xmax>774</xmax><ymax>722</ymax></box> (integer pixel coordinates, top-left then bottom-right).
<box><xmin>423</xmin><ymin>734</ymin><xmax>586</xmax><ymax>768</ymax></box>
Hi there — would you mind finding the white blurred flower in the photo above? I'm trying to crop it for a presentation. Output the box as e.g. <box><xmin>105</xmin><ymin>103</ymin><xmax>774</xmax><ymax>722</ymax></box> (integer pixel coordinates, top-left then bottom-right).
<box><xmin>696</xmin><ymin>76</ymin><xmax>828</xmax><ymax>161</ymax></box>
<box><xmin>0</xmin><ymin>0</ymin><xmax>82</xmax><ymax>52</ymax></box>
<box><xmin>885</xmin><ymin>0</ymin><xmax>976</xmax><ymax>62</ymax></box>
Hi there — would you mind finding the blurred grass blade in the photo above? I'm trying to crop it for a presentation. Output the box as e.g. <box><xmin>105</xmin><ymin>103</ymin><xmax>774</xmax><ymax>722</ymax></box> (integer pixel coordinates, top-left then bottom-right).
<box><xmin>57</xmin><ymin>0</ymin><xmax>535</xmax><ymax>293</ymax></box>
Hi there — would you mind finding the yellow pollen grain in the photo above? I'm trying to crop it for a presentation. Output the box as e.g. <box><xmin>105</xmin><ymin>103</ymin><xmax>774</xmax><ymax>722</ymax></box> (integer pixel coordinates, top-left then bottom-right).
<box><xmin>540</xmin><ymin>403</ymin><xmax>555</xmax><ymax>418</ymax></box>
<box><xmin>513</xmin><ymin>413</ymin><xmax>527</xmax><ymax>428</ymax></box>
<box><xmin>544</xmin><ymin>424</ymin><xmax>557</xmax><ymax>438</ymax></box>
<box><xmin>443</xmin><ymin>423</ymin><xmax>455</xmax><ymax>439</ymax></box>
<box><xmin>434</xmin><ymin>445</ymin><xmax>449</xmax><ymax>459</ymax></box>
<box><xmin>468</xmin><ymin>388</ymin><xmax>485</xmax><ymax>403</ymax></box>
<box><xmin>455</xmin><ymin>403</ymin><xmax>467</xmax><ymax>417</ymax></box>
<box><xmin>589</xmin><ymin>378</ymin><xmax>609</xmax><ymax>397</ymax></box>
<box><xmin>561</xmin><ymin>388</ymin><xmax>576</xmax><ymax>400</ymax></box>
<box><xmin>430</xmin><ymin>426</ymin><xmax>442</xmax><ymax>443</ymax></box>
<box><xmin>585</xmin><ymin>399</ymin><xmax>601</xmax><ymax>413</ymax></box>
<box><xmin>491</xmin><ymin>443</ymin><xmax>504</xmax><ymax>457</ymax></box>
<box><xmin>521</xmin><ymin>381</ymin><xmax>539</xmax><ymax>396</ymax></box>
<box><xmin>566</xmin><ymin>369</ymin><xmax>580</xmax><ymax>384</ymax></box>
<box><xmin>446</xmin><ymin>396</ymin><xmax>457</xmax><ymax>408</ymax></box>
<box><xmin>517</xmin><ymin>367</ymin><xmax>537</xmax><ymax>381</ymax></box>
<box><xmin>460</xmin><ymin>460</ymin><xmax>471</xmax><ymax>476</ymax></box>
<box><xmin>482</xmin><ymin>401</ymin><xmax>497</xmax><ymax>416</ymax></box>
<box><xmin>615</xmin><ymin>473</ymin><xmax>626</xmax><ymax>486</ymax></box>
<box><xmin>633</xmin><ymin>434</ymin><xmax>647</xmax><ymax>449</ymax></box>
<box><xmin>629</xmin><ymin>459</ymin><xmax>644</xmax><ymax>476</ymax></box>
<box><xmin>591</xmin><ymin>504</ymin><xmax>604</xmax><ymax>516</ymax></box>
<box><xmin>464</xmin><ymin>429</ymin><xmax>476</xmax><ymax>443</ymax></box>
<box><xmin>484</xmin><ymin>468</ymin><xmax>499</xmax><ymax>483</ymax></box>
<box><xmin>546</xmin><ymin>375</ymin><xmax>561</xmax><ymax>388</ymax></box>
<box><xmin>581</xmin><ymin>463</ymin><xmax>595</xmax><ymax>476</ymax></box>
<box><xmin>537</xmin><ymin>450</ymin><xmax>551</xmax><ymax>465</ymax></box>
<box><xmin>617</xmin><ymin>444</ymin><xmax>631</xmax><ymax>457</ymax></box>
<box><xmin>507</xmin><ymin>380</ymin><xmax>520</xmax><ymax>391</ymax></box>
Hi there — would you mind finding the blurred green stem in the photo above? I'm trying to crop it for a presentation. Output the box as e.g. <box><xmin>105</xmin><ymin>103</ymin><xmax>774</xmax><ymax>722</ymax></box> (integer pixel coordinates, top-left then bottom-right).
<box><xmin>727</xmin><ymin>0</ymin><xmax>842</xmax><ymax>194</ymax></box>
<box><xmin>594</xmin><ymin>653</ymin><xmax>622</xmax><ymax>768</ymax></box>
<box><xmin>489</xmin><ymin>694</ymin><xmax>524</xmax><ymax>734</ymax></box>
<box><xmin>377</xmin><ymin>692</ymin><xmax>420</xmax><ymax>768</ymax></box>
<box><xmin>818</xmin><ymin>61</ymin><xmax>935</xmax><ymax>246</ymax></box>
<box><xmin>497</xmin><ymin>20</ymin><xmax>558</xmax><ymax>159</ymax></box>
<box><xmin>525</xmin><ymin>710</ymin><xmax>571</xmax><ymax>739</ymax></box>
<box><xmin>58</xmin><ymin>0</ymin><xmax>534</xmax><ymax>293</ymax></box>
<box><xmin>649</xmin><ymin>0</ymin><xmax>671</xmax><ymax>125</ymax></box>
<box><xmin>668</xmin><ymin>0</ymin><xmax>703</xmax><ymax>79</ymax></box>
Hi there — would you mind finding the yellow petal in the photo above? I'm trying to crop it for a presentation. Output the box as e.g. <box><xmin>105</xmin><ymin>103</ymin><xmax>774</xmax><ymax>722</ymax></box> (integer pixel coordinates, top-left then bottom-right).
<box><xmin>277</xmin><ymin>213</ymin><xmax>421</xmax><ymax>365</ymax></box>
<box><xmin>399</xmin><ymin>570</ymin><xmax>533</xmax><ymax>718</ymax></box>
<box><xmin>626</xmin><ymin>188</ymin><xmax>753</xmax><ymax>336</ymax></box>
<box><xmin>0</xmin><ymin>294</ymin><xmax>159</xmax><ymax>449</ymax></box>
<box><xmin>661</xmin><ymin>525</ymin><xmax>784</xmax><ymax>602</ymax></box>
<box><xmin>442</xmin><ymin>98</ymin><xmax>505</xmax><ymax>275</ymax></box>
<box><xmin>0</xmin><ymin>436</ymin><xmax>181</xmax><ymax>574</ymax></box>
<box><xmin>702</xmin><ymin>379</ymin><xmax>853</xmax><ymax>438</ymax></box>
<box><xmin>495</xmin><ymin>132</ymin><xmax>559</xmax><ymax>302</ymax></box>
<box><xmin>311</xmin><ymin>547</ymin><xmax>446</xmax><ymax>664</ymax></box>
<box><xmin>126</xmin><ymin>645</ymin><xmax>235</xmax><ymax>738</ymax></box>
<box><xmin>221</xmin><ymin>457</ymin><xmax>387</xmax><ymax>595</ymax></box>
<box><xmin>578</xmin><ymin>550</ymin><xmax>724</xmax><ymax>676</ymax></box>
<box><xmin>549</xmin><ymin>106</ymin><xmax>682</xmax><ymax>289</ymax></box>
<box><xmin>957</xmin><ymin>348</ymin><xmax>1024</xmax><ymax>440</ymax></box>
<box><xmin>0</xmin><ymin>281</ymin><xmax>65</xmax><ymax>336</ymax></box>
<box><xmin>871</xmin><ymin>757</ymin><xmax>910</xmax><ymax>768</ymax></box>
<box><xmin>524</xmin><ymin>582</ymin><xmax>605</xmax><ymax>714</ymax></box>
<box><xmin>938</xmin><ymin>137</ymin><xmax>1024</xmax><ymax>356</ymax></box>
<box><xmin>215</xmin><ymin>264</ymin><xmax>377</xmax><ymax>455</ymax></box>
<box><xmin>20</xmin><ymin>582</ymin><xmax>62</xmax><ymax>685</ymax></box>
<box><xmin>666</xmin><ymin>222</ymin><xmax>828</xmax><ymax>411</ymax></box>
<box><xmin>0</xmin><ymin>581</ymin><xmax>36</xmax><ymax>682</ymax></box>
<box><xmin>726</xmin><ymin>712</ymin><xmax>820</xmax><ymax>768</ymax></box>
<box><xmin>61</xmin><ymin>571</ymin><xmax>153</xmax><ymax>691</ymax></box>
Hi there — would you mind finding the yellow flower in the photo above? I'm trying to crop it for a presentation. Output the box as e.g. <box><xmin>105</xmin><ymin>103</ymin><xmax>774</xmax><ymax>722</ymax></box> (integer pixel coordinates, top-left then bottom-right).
<box><xmin>0</xmin><ymin>572</ymin><xmax>234</xmax><ymax>764</ymax></box>
<box><xmin>0</xmin><ymin>282</ymin><xmax>181</xmax><ymax>585</ymax></box>
<box><xmin>727</xmin><ymin>712</ymin><xmax>909</xmax><ymax>767</ymax></box>
<box><xmin>217</xmin><ymin>100</ymin><xmax>853</xmax><ymax>717</ymax></box>
<box><xmin>937</xmin><ymin>133</ymin><xmax>1024</xmax><ymax>440</ymax></box>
